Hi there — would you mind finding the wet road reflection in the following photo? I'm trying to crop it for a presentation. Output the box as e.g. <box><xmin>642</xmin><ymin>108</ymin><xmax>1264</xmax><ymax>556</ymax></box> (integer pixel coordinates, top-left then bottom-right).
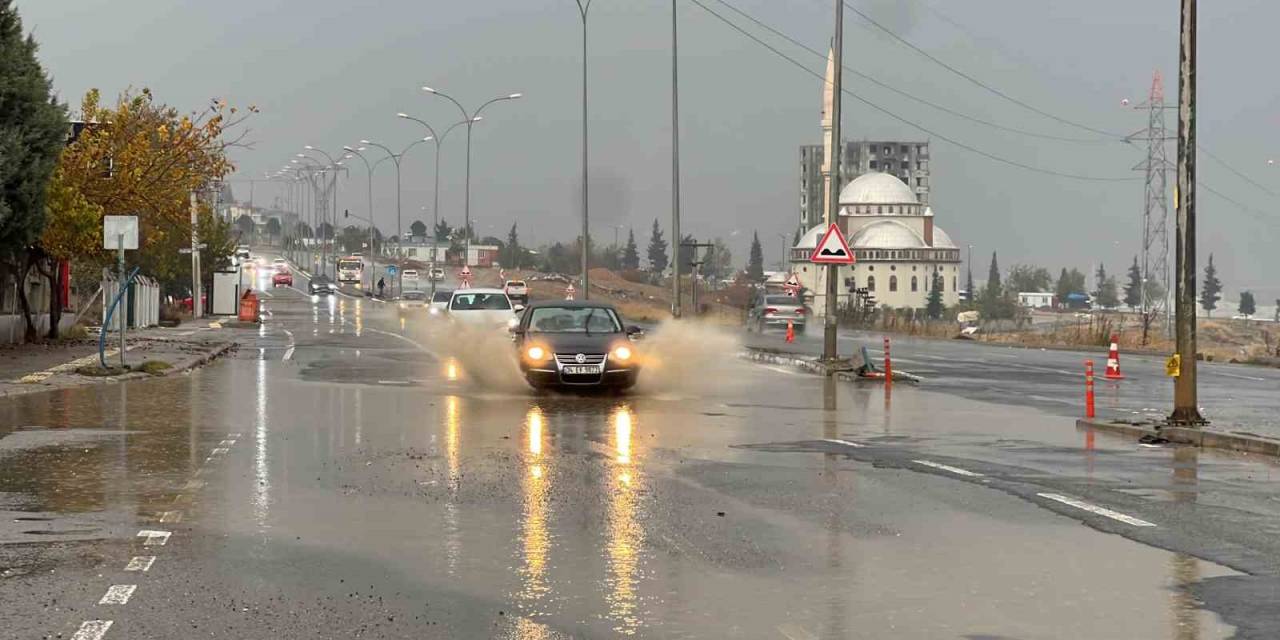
<box><xmin>604</xmin><ymin>404</ymin><xmax>643</xmax><ymax>635</ymax></box>
<box><xmin>517</xmin><ymin>407</ymin><xmax>551</xmax><ymax>611</ymax></box>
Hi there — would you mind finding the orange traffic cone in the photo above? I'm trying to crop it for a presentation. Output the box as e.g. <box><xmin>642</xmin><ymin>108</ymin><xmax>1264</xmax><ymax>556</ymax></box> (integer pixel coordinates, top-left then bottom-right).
<box><xmin>785</xmin><ymin>320</ymin><xmax>795</xmax><ymax>343</ymax></box>
<box><xmin>1104</xmin><ymin>334</ymin><xmax>1125</xmax><ymax>379</ymax></box>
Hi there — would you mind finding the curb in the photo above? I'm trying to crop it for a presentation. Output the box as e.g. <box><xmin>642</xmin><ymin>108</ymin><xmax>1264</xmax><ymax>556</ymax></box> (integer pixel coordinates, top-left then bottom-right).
<box><xmin>740</xmin><ymin>346</ymin><xmax>923</xmax><ymax>383</ymax></box>
<box><xmin>1077</xmin><ymin>419</ymin><xmax>1280</xmax><ymax>457</ymax></box>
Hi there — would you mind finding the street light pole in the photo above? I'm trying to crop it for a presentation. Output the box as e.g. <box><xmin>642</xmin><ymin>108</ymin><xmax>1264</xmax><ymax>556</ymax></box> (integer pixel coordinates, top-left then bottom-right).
<box><xmin>823</xmin><ymin>0</ymin><xmax>844</xmax><ymax>363</ymax></box>
<box><xmin>397</xmin><ymin>114</ymin><xmax>475</xmax><ymax>297</ymax></box>
<box><xmin>365</xmin><ymin>137</ymin><xmax>432</xmax><ymax>296</ymax></box>
<box><xmin>343</xmin><ymin>146</ymin><xmax>377</xmax><ymax>292</ymax></box>
<box><xmin>1171</xmin><ymin>0</ymin><xmax>1204</xmax><ymax>425</ymax></box>
<box><xmin>420</xmin><ymin>88</ymin><xmax>522</xmax><ymax>273</ymax></box>
<box><xmin>573</xmin><ymin>0</ymin><xmax>593</xmax><ymax>299</ymax></box>
<box><xmin>777</xmin><ymin>232</ymin><xmax>788</xmax><ymax>271</ymax></box>
<box><xmin>671</xmin><ymin>0</ymin><xmax>682</xmax><ymax>317</ymax></box>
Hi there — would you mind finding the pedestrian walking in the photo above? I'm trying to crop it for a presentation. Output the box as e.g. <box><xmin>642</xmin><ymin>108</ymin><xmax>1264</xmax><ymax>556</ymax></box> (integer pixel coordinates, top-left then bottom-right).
<box><xmin>377</xmin><ymin>277</ymin><xmax>385</xmax><ymax>298</ymax></box>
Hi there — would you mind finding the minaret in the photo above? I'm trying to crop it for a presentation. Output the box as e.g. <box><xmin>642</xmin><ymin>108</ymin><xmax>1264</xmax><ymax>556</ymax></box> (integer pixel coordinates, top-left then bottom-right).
<box><xmin>820</xmin><ymin>47</ymin><xmax>835</xmax><ymax>225</ymax></box>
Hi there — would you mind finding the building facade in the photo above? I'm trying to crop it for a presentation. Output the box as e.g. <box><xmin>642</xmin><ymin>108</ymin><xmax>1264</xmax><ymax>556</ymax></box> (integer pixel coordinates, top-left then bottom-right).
<box><xmin>800</xmin><ymin>140</ymin><xmax>931</xmax><ymax>231</ymax></box>
<box><xmin>791</xmin><ymin>172</ymin><xmax>961</xmax><ymax>313</ymax></box>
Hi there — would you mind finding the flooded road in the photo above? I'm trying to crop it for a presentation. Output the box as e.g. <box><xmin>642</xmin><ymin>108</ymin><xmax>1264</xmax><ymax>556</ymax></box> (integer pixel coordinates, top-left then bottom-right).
<box><xmin>0</xmin><ymin>286</ymin><xmax>1265</xmax><ymax>638</ymax></box>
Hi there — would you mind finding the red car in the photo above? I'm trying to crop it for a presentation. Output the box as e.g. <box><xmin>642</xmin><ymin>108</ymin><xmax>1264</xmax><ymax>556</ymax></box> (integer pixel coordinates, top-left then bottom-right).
<box><xmin>272</xmin><ymin>270</ymin><xmax>293</xmax><ymax>287</ymax></box>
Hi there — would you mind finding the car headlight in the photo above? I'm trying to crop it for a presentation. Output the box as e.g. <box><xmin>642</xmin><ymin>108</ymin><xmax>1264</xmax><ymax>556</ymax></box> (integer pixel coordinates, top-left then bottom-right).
<box><xmin>429</xmin><ymin>307</ymin><xmax>440</xmax><ymax>315</ymax></box>
<box><xmin>613</xmin><ymin>345</ymin><xmax>633</xmax><ymax>362</ymax></box>
<box><xmin>507</xmin><ymin>317</ymin><xmax>520</xmax><ymax>329</ymax></box>
<box><xmin>526</xmin><ymin>346</ymin><xmax>548</xmax><ymax>361</ymax></box>
<box><xmin>399</xmin><ymin>302</ymin><xmax>407</xmax><ymax>309</ymax></box>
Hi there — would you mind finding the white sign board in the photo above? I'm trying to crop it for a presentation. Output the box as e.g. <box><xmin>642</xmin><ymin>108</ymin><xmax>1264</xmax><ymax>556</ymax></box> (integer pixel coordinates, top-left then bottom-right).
<box><xmin>103</xmin><ymin>215</ymin><xmax>139</xmax><ymax>250</ymax></box>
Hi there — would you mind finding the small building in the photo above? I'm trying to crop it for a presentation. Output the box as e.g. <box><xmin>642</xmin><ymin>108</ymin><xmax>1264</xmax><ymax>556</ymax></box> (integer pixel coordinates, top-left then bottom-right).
<box><xmin>1018</xmin><ymin>292</ymin><xmax>1055</xmax><ymax>308</ymax></box>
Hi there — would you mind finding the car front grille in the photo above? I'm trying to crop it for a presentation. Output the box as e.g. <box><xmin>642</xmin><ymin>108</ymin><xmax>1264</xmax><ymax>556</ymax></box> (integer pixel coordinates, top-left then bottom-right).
<box><xmin>554</xmin><ymin>353</ymin><xmax>606</xmax><ymax>365</ymax></box>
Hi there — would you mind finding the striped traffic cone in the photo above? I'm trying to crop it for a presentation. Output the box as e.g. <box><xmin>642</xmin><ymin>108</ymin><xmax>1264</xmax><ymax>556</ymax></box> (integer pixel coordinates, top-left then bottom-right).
<box><xmin>1104</xmin><ymin>334</ymin><xmax>1125</xmax><ymax>380</ymax></box>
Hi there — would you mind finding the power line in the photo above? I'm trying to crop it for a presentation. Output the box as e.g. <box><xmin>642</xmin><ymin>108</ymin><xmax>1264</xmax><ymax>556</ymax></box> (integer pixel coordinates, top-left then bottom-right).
<box><xmin>686</xmin><ymin>0</ymin><xmax>1136</xmax><ymax>182</ymax></box>
<box><xmin>842</xmin><ymin>0</ymin><xmax>1126</xmax><ymax>140</ymax></box>
<box><xmin>919</xmin><ymin>0</ymin><xmax>1280</xmax><ymax>203</ymax></box>
<box><xmin>710</xmin><ymin>0</ymin><xmax>1110</xmax><ymax>144</ymax></box>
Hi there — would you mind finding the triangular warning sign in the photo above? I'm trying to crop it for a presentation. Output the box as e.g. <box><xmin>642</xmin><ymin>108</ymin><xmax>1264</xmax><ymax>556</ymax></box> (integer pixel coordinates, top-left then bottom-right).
<box><xmin>809</xmin><ymin>223</ymin><xmax>855</xmax><ymax>265</ymax></box>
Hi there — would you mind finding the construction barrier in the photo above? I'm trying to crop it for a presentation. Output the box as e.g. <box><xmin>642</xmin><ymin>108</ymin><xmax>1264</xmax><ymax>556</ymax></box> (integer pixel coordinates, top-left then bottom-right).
<box><xmin>1085</xmin><ymin>360</ymin><xmax>1096</xmax><ymax>418</ymax></box>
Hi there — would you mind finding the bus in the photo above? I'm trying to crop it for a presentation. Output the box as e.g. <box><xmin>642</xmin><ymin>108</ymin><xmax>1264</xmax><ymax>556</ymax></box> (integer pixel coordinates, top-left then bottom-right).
<box><xmin>336</xmin><ymin>256</ymin><xmax>364</xmax><ymax>284</ymax></box>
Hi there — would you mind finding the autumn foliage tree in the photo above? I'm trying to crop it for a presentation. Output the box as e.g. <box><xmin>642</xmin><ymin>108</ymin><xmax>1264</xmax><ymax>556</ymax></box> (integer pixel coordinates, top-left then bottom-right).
<box><xmin>42</xmin><ymin>88</ymin><xmax>254</xmax><ymax>334</ymax></box>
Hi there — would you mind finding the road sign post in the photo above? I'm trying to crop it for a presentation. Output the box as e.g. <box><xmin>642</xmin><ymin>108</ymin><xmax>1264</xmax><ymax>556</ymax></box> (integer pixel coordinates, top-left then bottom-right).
<box><xmin>103</xmin><ymin>216</ymin><xmax>138</xmax><ymax>369</ymax></box>
<box><xmin>809</xmin><ymin>223</ymin><xmax>855</xmax><ymax>363</ymax></box>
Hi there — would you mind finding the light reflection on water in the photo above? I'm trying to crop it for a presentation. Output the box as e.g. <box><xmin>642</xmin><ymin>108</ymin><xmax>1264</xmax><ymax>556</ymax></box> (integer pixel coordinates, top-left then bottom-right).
<box><xmin>518</xmin><ymin>406</ymin><xmax>552</xmax><ymax>610</ymax></box>
<box><xmin>443</xmin><ymin>395</ymin><xmax>461</xmax><ymax>575</ymax></box>
<box><xmin>604</xmin><ymin>403</ymin><xmax>643</xmax><ymax>635</ymax></box>
<box><xmin>253</xmin><ymin>357</ymin><xmax>270</xmax><ymax>531</ymax></box>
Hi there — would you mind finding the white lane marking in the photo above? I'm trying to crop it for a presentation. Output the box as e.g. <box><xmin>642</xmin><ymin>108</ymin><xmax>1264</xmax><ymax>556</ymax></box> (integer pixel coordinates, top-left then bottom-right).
<box><xmin>282</xmin><ymin>346</ymin><xmax>296</xmax><ymax>361</ymax></box>
<box><xmin>912</xmin><ymin>459</ymin><xmax>984</xmax><ymax>477</ymax></box>
<box><xmin>71</xmin><ymin>620</ymin><xmax>113</xmax><ymax>640</ymax></box>
<box><xmin>1037</xmin><ymin>492</ymin><xmax>1157</xmax><ymax>527</ymax></box>
<box><xmin>760</xmin><ymin>364</ymin><xmax>804</xmax><ymax>377</ymax></box>
<box><xmin>377</xmin><ymin>380</ymin><xmax>413</xmax><ymax>385</ymax></box>
<box><xmin>227</xmin><ymin>432</ymin><xmax>241</xmax><ymax>437</ymax></box>
<box><xmin>1215</xmin><ymin>371</ymin><xmax>1267</xmax><ymax>382</ymax></box>
<box><xmin>137</xmin><ymin>529</ymin><xmax>171</xmax><ymax>546</ymax></box>
<box><xmin>182</xmin><ymin>479</ymin><xmax>205</xmax><ymax>491</ymax></box>
<box><xmin>282</xmin><ymin>327</ymin><xmax>296</xmax><ymax>361</ymax></box>
<box><xmin>211</xmin><ymin>447</ymin><xmax>229</xmax><ymax>455</ymax></box>
<box><xmin>218</xmin><ymin>439</ymin><xmax>235</xmax><ymax>446</ymax></box>
<box><xmin>822</xmin><ymin>438</ymin><xmax>865</xmax><ymax>448</ymax></box>
<box><xmin>158</xmin><ymin>510</ymin><xmax>182</xmax><ymax>524</ymax></box>
<box><xmin>363</xmin><ymin>327</ymin><xmax>441</xmax><ymax>358</ymax></box>
<box><xmin>98</xmin><ymin>584</ymin><xmax>137</xmax><ymax>605</ymax></box>
<box><xmin>125</xmin><ymin>556</ymin><xmax>155</xmax><ymax>572</ymax></box>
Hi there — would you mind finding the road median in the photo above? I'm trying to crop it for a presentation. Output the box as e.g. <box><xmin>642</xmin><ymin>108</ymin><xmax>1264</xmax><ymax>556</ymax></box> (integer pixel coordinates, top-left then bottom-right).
<box><xmin>1077</xmin><ymin>418</ymin><xmax>1280</xmax><ymax>457</ymax></box>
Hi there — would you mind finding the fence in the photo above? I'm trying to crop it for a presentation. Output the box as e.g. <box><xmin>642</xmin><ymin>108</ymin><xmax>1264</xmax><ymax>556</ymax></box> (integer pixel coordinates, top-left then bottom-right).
<box><xmin>102</xmin><ymin>274</ymin><xmax>160</xmax><ymax>331</ymax></box>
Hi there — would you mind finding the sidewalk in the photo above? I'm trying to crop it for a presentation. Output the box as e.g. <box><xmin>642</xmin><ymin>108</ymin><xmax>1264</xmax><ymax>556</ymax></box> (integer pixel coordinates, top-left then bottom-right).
<box><xmin>0</xmin><ymin>322</ymin><xmax>248</xmax><ymax>398</ymax></box>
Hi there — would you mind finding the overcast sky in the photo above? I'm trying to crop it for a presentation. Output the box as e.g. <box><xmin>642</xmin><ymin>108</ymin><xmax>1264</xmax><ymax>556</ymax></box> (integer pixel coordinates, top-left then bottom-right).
<box><xmin>18</xmin><ymin>0</ymin><xmax>1280</xmax><ymax>304</ymax></box>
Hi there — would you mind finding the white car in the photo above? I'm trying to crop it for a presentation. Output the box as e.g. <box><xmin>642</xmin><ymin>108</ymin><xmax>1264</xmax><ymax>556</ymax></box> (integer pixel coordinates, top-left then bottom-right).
<box><xmin>398</xmin><ymin>290</ymin><xmax>427</xmax><ymax>310</ymax></box>
<box><xmin>272</xmin><ymin>257</ymin><xmax>288</xmax><ymax>271</ymax></box>
<box><xmin>446</xmin><ymin>288</ymin><xmax>521</xmax><ymax>329</ymax></box>
<box><xmin>429</xmin><ymin>267</ymin><xmax>446</xmax><ymax>282</ymax></box>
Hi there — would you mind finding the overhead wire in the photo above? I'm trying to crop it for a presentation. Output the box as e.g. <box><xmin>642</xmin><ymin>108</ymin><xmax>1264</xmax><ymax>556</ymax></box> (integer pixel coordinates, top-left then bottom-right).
<box><xmin>710</xmin><ymin>0</ymin><xmax>1112</xmax><ymax>144</ymax></box>
<box><xmin>686</xmin><ymin>0</ymin><xmax>1137</xmax><ymax>182</ymax></box>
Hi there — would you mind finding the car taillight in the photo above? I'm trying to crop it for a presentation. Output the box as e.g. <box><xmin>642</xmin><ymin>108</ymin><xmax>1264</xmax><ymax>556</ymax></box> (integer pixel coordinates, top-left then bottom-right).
<box><xmin>764</xmin><ymin>307</ymin><xmax>779</xmax><ymax>315</ymax></box>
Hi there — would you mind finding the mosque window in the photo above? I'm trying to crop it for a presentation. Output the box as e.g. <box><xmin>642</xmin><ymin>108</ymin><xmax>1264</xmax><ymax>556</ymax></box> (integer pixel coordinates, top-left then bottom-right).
<box><xmin>889</xmin><ymin>276</ymin><xmax>898</xmax><ymax>292</ymax></box>
<box><xmin>911</xmin><ymin>276</ymin><xmax>918</xmax><ymax>292</ymax></box>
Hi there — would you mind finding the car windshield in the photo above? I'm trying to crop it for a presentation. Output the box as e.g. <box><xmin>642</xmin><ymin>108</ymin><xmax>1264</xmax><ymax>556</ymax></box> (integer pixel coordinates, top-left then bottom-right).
<box><xmin>450</xmin><ymin>293</ymin><xmax>511</xmax><ymax>311</ymax></box>
<box><xmin>402</xmin><ymin>291</ymin><xmax>425</xmax><ymax>300</ymax></box>
<box><xmin>527</xmin><ymin>306</ymin><xmax>622</xmax><ymax>334</ymax></box>
<box><xmin>432</xmin><ymin>290</ymin><xmax>453</xmax><ymax>303</ymax></box>
<box><xmin>506</xmin><ymin>281</ymin><xmax>526</xmax><ymax>288</ymax></box>
<box><xmin>765</xmin><ymin>295</ymin><xmax>799</xmax><ymax>305</ymax></box>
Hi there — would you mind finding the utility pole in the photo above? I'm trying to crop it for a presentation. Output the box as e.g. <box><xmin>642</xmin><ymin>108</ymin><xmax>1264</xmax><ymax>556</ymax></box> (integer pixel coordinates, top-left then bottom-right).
<box><xmin>823</xmin><ymin>0</ymin><xmax>844</xmax><ymax>363</ymax></box>
<box><xmin>1171</xmin><ymin>0</ymin><xmax>1204</xmax><ymax>425</ymax></box>
<box><xmin>681</xmin><ymin>240</ymin><xmax>712</xmax><ymax>317</ymax></box>
<box><xmin>190</xmin><ymin>191</ymin><xmax>203</xmax><ymax>319</ymax></box>
<box><xmin>1128</xmin><ymin>71</ymin><xmax>1173</xmax><ymax>346</ymax></box>
<box><xmin>576</xmin><ymin>0</ymin><xmax>593</xmax><ymax>300</ymax></box>
<box><xmin>671</xmin><ymin>0</ymin><xmax>682</xmax><ymax>318</ymax></box>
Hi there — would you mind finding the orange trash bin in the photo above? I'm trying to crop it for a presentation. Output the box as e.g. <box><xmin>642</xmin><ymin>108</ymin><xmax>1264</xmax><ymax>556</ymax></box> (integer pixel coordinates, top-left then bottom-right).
<box><xmin>238</xmin><ymin>290</ymin><xmax>260</xmax><ymax>322</ymax></box>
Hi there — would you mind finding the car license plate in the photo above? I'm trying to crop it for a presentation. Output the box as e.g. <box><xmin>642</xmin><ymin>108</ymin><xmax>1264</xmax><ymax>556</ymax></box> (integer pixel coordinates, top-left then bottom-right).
<box><xmin>562</xmin><ymin>365</ymin><xmax>601</xmax><ymax>375</ymax></box>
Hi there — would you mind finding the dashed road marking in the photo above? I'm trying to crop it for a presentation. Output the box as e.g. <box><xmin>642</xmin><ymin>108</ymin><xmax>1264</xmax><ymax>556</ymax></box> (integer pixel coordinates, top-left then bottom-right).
<box><xmin>158</xmin><ymin>510</ymin><xmax>182</xmax><ymax>524</ymax></box>
<box><xmin>211</xmin><ymin>447</ymin><xmax>229</xmax><ymax>455</ymax></box>
<box><xmin>124</xmin><ymin>556</ymin><xmax>155</xmax><ymax>572</ymax></box>
<box><xmin>912</xmin><ymin>459</ymin><xmax>984</xmax><ymax>477</ymax></box>
<box><xmin>377</xmin><ymin>380</ymin><xmax>413</xmax><ymax>385</ymax></box>
<box><xmin>822</xmin><ymin>438</ymin><xmax>865</xmax><ymax>448</ymax></box>
<box><xmin>282</xmin><ymin>346</ymin><xmax>296</xmax><ymax>360</ymax></box>
<box><xmin>182</xmin><ymin>479</ymin><xmax>205</xmax><ymax>491</ymax></box>
<box><xmin>98</xmin><ymin>584</ymin><xmax>136</xmax><ymax>605</ymax></box>
<box><xmin>776</xmin><ymin>623</ymin><xmax>818</xmax><ymax>640</ymax></box>
<box><xmin>1037</xmin><ymin>492</ymin><xmax>1157</xmax><ymax>527</ymax></box>
<box><xmin>137</xmin><ymin>529</ymin><xmax>171</xmax><ymax>546</ymax></box>
<box><xmin>219</xmin><ymin>439</ymin><xmax>235</xmax><ymax>446</ymax></box>
<box><xmin>70</xmin><ymin>620</ymin><xmax>113</xmax><ymax>640</ymax></box>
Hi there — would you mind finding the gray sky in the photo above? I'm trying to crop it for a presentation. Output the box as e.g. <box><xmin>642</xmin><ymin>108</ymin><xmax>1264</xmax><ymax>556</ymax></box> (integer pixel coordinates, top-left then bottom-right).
<box><xmin>19</xmin><ymin>0</ymin><xmax>1280</xmax><ymax>305</ymax></box>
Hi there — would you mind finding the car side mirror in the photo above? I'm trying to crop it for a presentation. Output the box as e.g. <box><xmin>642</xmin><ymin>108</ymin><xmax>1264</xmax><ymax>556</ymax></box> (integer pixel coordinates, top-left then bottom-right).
<box><xmin>626</xmin><ymin>325</ymin><xmax>645</xmax><ymax>340</ymax></box>
<box><xmin>513</xmin><ymin>304</ymin><xmax>525</xmax><ymax>313</ymax></box>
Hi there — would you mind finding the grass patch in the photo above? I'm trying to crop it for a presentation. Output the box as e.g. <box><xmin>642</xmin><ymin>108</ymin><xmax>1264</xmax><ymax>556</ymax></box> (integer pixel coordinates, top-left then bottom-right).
<box><xmin>75</xmin><ymin>365</ymin><xmax>130</xmax><ymax>377</ymax></box>
<box><xmin>136</xmin><ymin>360</ymin><xmax>173</xmax><ymax>375</ymax></box>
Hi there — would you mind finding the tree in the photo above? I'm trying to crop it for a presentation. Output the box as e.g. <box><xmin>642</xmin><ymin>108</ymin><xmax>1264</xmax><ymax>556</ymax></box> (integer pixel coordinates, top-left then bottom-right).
<box><xmin>316</xmin><ymin>222</ymin><xmax>334</xmax><ymax>240</ymax></box>
<box><xmin>926</xmin><ymin>271</ymin><xmax>945</xmax><ymax>320</ymax></box>
<box><xmin>964</xmin><ymin>265</ymin><xmax>974</xmax><ymax>302</ymax></box>
<box><xmin>433</xmin><ymin>219</ymin><xmax>452</xmax><ymax>243</ymax></box>
<box><xmin>39</xmin><ymin>170</ymin><xmax>102</xmax><ymax>339</ymax></box>
<box><xmin>409</xmin><ymin>219</ymin><xmax>427</xmax><ymax>240</ymax></box>
<box><xmin>1054</xmin><ymin>268</ymin><xmax>1086</xmax><ymax>305</ymax></box>
<box><xmin>503</xmin><ymin>221</ymin><xmax>522</xmax><ymax>269</ymax></box>
<box><xmin>1200</xmin><ymin>253</ymin><xmax>1222</xmax><ymax>317</ymax></box>
<box><xmin>265</xmin><ymin>217</ymin><xmax>282</xmax><ymax>246</ymax></box>
<box><xmin>1093</xmin><ymin>264</ymin><xmax>1120</xmax><ymax>309</ymax></box>
<box><xmin>1124</xmin><ymin>256</ymin><xmax>1143</xmax><ymax>310</ymax></box>
<box><xmin>1006</xmin><ymin>264</ymin><xmax>1053</xmax><ymax>293</ymax></box>
<box><xmin>1239</xmin><ymin>291</ymin><xmax>1256</xmax><ymax>318</ymax></box>
<box><xmin>646</xmin><ymin>218</ymin><xmax>668</xmax><ymax>273</ymax></box>
<box><xmin>702</xmin><ymin>238</ymin><xmax>732</xmax><ymax>281</ymax></box>
<box><xmin>747</xmin><ymin>231</ymin><xmax>765</xmax><ymax>282</ymax></box>
<box><xmin>0</xmin><ymin>2</ymin><xmax>70</xmax><ymax>340</ymax></box>
<box><xmin>621</xmin><ymin>229</ymin><xmax>640</xmax><ymax>270</ymax></box>
<box><xmin>980</xmin><ymin>252</ymin><xmax>1015</xmax><ymax>320</ymax></box>
<box><xmin>235</xmin><ymin>214</ymin><xmax>255</xmax><ymax>239</ymax></box>
<box><xmin>986</xmin><ymin>251</ymin><xmax>1001</xmax><ymax>293</ymax></box>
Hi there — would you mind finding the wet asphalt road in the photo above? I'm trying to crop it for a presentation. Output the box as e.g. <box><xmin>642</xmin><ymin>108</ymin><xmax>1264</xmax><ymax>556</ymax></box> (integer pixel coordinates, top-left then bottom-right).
<box><xmin>1</xmin><ymin>266</ymin><xmax>1278</xmax><ymax>638</ymax></box>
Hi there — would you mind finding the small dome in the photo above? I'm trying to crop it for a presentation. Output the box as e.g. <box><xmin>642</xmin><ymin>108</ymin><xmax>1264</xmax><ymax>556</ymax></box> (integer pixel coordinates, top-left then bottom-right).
<box><xmin>839</xmin><ymin>172</ymin><xmax>918</xmax><ymax>205</ymax></box>
<box><xmin>793</xmin><ymin>224</ymin><xmax>827</xmax><ymax>250</ymax></box>
<box><xmin>931</xmin><ymin>225</ymin><xmax>957</xmax><ymax>249</ymax></box>
<box><xmin>849</xmin><ymin>221</ymin><xmax>926</xmax><ymax>249</ymax></box>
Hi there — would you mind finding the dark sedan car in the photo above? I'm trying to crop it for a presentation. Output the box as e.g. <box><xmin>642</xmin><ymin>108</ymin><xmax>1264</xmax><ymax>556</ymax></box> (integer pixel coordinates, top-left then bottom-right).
<box><xmin>309</xmin><ymin>275</ymin><xmax>336</xmax><ymax>296</ymax></box>
<box><xmin>512</xmin><ymin>300</ymin><xmax>644</xmax><ymax>390</ymax></box>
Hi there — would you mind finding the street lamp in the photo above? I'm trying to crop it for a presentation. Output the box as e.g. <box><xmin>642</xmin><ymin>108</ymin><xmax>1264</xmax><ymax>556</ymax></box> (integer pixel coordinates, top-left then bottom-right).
<box><xmin>776</xmin><ymin>232</ymin><xmax>789</xmax><ymax>272</ymax></box>
<box><xmin>397</xmin><ymin>113</ymin><xmax>477</xmax><ymax>297</ymax></box>
<box><xmin>364</xmin><ymin>136</ymin><xmax>432</xmax><ymax>296</ymax></box>
<box><xmin>301</xmin><ymin>147</ymin><xmax>348</xmax><ymax>277</ymax></box>
<box><xmin>420</xmin><ymin>87</ymin><xmax>522</xmax><ymax>273</ymax></box>
<box><xmin>343</xmin><ymin>146</ymin><xmax>379</xmax><ymax>292</ymax></box>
